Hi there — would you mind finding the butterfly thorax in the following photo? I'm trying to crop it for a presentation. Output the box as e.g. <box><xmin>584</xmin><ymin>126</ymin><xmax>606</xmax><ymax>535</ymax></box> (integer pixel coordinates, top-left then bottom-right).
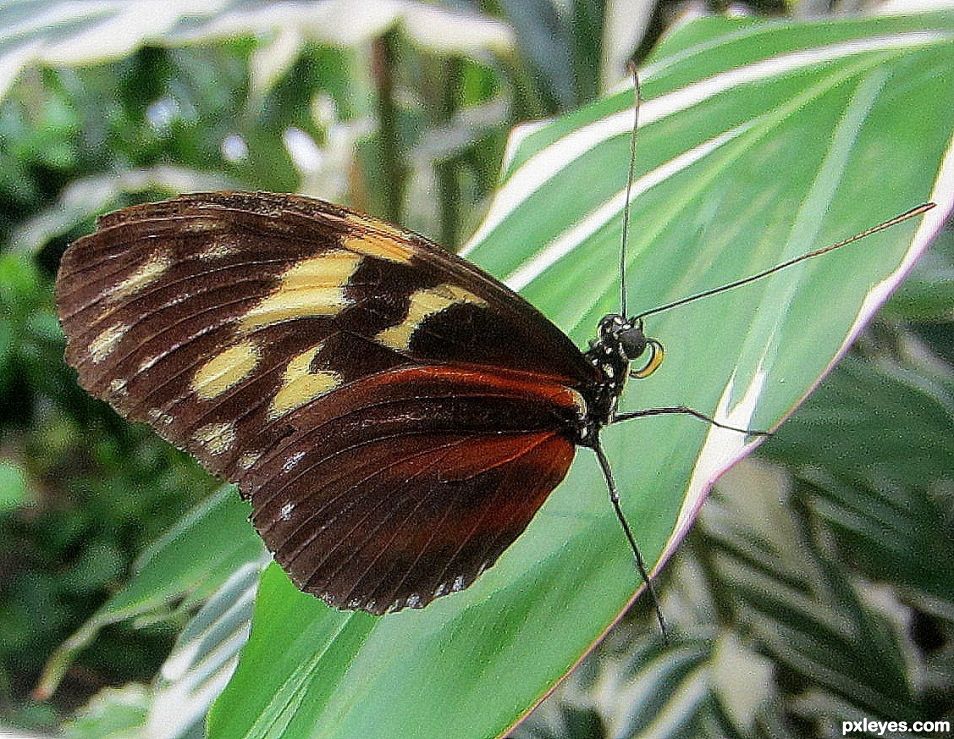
<box><xmin>577</xmin><ymin>315</ymin><xmax>634</xmax><ymax>442</ymax></box>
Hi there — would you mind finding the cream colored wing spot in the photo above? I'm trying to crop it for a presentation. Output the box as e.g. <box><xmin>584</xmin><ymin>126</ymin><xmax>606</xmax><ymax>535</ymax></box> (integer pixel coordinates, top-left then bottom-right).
<box><xmin>197</xmin><ymin>237</ymin><xmax>239</xmax><ymax>261</ymax></box>
<box><xmin>375</xmin><ymin>283</ymin><xmax>487</xmax><ymax>351</ymax></box>
<box><xmin>342</xmin><ymin>215</ymin><xmax>414</xmax><ymax>264</ymax></box>
<box><xmin>279</xmin><ymin>501</ymin><xmax>295</xmax><ymax>521</ymax></box>
<box><xmin>138</xmin><ymin>354</ymin><xmax>162</xmax><ymax>373</ymax></box>
<box><xmin>240</xmin><ymin>250</ymin><xmax>362</xmax><ymax>330</ymax></box>
<box><xmin>111</xmin><ymin>253</ymin><xmax>172</xmax><ymax>301</ymax></box>
<box><xmin>89</xmin><ymin>323</ymin><xmax>128</xmax><ymax>363</ymax></box>
<box><xmin>178</xmin><ymin>217</ymin><xmax>224</xmax><ymax>233</ymax></box>
<box><xmin>268</xmin><ymin>342</ymin><xmax>342</xmax><ymax>420</ymax></box>
<box><xmin>147</xmin><ymin>407</ymin><xmax>172</xmax><ymax>426</ymax></box>
<box><xmin>192</xmin><ymin>340</ymin><xmax>260</xmax><ymax>400</ymax></box>
<box><xmin>345</xmin><ymin>212</ymin><xmax>406</xmax><ymax>240</ymax></box>
<box><xmin>193</xmin><ymin>421</ymin><xmax>237</xmax><ymax>456</ymax></box>
<box><xmin>237</xmin><ymin>450</ymin><xmax>263</xmax><ymax>471</ymax></box>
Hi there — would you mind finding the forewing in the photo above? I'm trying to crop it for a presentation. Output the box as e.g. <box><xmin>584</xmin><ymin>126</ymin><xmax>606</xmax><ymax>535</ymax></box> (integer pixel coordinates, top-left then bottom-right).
<box><xmin>55</xmin><ymin>192</ymin><xmax>594</xmax><ymax>481</ymax></box>
<box><xmin>245</xmin><ymin>365</ymin><xmax>581</xmax><ymax>613</ymax></box>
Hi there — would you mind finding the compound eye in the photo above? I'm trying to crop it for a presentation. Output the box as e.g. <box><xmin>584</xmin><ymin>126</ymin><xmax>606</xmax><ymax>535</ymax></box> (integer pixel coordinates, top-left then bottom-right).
<box><xmin>619</xmin><ymin>325</ymin><xmax>647</xmax><ymax>359</ymax></box>
<box><xmin>631</xmin><ymin>339</ymin><xmax>665</xmax><ymax>379</ymax></box>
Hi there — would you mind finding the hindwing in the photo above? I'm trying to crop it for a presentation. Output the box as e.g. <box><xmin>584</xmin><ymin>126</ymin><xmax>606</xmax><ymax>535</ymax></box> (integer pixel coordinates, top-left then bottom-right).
<box><xmin>247</xmin><ymin>365</ymin><xmax>582</xmax><ymax>612</ymax></box>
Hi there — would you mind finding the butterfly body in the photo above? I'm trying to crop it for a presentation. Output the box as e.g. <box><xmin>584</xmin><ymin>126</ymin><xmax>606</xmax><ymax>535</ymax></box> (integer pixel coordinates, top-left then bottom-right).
<box><xmin>56</xmin><ymin>191</ymin><xmax>653</xmax><ymax>614</ymax></box>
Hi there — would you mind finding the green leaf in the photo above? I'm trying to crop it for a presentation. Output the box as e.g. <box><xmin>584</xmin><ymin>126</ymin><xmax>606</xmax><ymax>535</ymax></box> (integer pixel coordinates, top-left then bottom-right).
<box><xmin>211</xmin><ymin>12</ymin><xmax>954</xmax><ymax>739</ymax></box>
<box><xmin>698</xmin><ymin>462</ymin><xmax>931</xmax><ymax>729</ymax></box>
<box><xmin>63</xmin><ymin>683</ymin><xmax>151</xmax><ymax>739</ymax></box>
<box><xmin>761</xmin><ymin>355</ymin><xmax>954</xmax><ymax>608</ymax></box>
<box><xmin>61</xmin><ymin>559</ymin><xmax>266</xmax><ymax>739</ymax></box>
<box><xmin>514</xmin><ymin>627</ymin><xmax>779</xmax><ymax>739</ymax></box>
<box><xmin>35</xmin><ymin>485</ymin><xmax>263</xmax><ymax>700</ymax></box>
<box><xmin>0</xmin><ymin>458</ymin><xmax>29</xmax><ymax>511</ymax></box>
<box><xmin>0</xmin><ymin>0</ymin><xmax>514</xmax><ymax>103</ymax></box>
<box><xmin>884</xmin><ymin>227</ymin><xmax>954</xmax><ymax>322</ymax></box>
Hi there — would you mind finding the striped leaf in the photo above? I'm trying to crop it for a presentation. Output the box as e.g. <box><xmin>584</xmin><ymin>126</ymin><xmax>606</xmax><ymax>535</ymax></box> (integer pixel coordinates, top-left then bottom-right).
<box><xmin>208</xmin><ymin>11</ymin><xmax>954</xmax><ymax>739</ymax></box>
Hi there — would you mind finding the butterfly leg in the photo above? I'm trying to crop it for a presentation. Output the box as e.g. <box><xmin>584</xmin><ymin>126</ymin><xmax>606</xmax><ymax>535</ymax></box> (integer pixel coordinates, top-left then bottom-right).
<box><xmin>613</xmin><ymin>406</ymin><xmax>771</xmax><ymax>436</ymax></box>
<box><xmin>593</xmin><ymin>439</ymin><xmax>669</xmax><ymax>641</ymax></box>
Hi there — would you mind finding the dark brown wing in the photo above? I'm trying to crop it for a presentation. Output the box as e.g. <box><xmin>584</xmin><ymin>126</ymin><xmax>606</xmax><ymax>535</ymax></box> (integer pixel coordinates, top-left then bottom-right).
<box><xmin>55</xmin><ymin>191</ymin><xmax>592</xmax><ymax>612</ymax></box>
<box><xmin>245</xmin><ymin>365</ymin><xmax>581</xmax><ymax>613</ymax></box>
<box><xmin>55</xmin><ymin>191</ymin><xmax>596</xmax><ymax>481</ymax></box>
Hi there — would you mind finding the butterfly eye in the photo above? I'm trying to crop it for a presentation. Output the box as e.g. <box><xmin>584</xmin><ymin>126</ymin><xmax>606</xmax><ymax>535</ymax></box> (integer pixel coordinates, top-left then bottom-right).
<box><xmin>630</xmin><ymin>339</ymin><xmax>665</xmax><ymax>379</ymax></box>
<box><xmin>618</xmin><ymin>322</ymin><xmax>647</xmax><ymax>359</ymax></box>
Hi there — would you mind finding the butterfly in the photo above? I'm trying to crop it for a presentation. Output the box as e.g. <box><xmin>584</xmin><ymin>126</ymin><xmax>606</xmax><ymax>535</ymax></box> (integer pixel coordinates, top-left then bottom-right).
<box><xmin>54</xmin><ymin>191</ymin><xmax>661</xmax><ymax>613</ymax></box>
<box><xmin>55</xmin><ymin>190</ymin><xmax>933</xmax><ymax>617</ymax></box>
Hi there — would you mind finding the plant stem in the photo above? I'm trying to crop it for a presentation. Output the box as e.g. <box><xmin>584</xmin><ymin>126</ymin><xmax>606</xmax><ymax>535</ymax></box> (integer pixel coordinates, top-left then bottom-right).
<box><xmin>437</xmin><ymin>57</ymin><xmax>463</xmax><ymax>249</ymax></box>
<box><xmin>372</xmin><ymin>30</ymin><xmax>405</xmax><ymax>223</ymax></box>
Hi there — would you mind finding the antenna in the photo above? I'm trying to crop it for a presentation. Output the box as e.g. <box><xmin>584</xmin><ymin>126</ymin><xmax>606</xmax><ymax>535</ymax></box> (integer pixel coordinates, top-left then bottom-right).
<box><xmin>603</xmin><ymin>63</ymin><xmax>670</xmax><ymax>642</ymax></box>
<box><xmin>633</xmin><ymin>203</ymin><xmax>936</xmax><ymax>321</ymax></box>
<box><xmin>604</xmin><ymin>65</ymin><xmax>935</xmax><ymax>644</ymax></box>
<box><xmin>619</xmin><ymin>62</ymin><xmax>642</xmax><ymax>318</ymax></box>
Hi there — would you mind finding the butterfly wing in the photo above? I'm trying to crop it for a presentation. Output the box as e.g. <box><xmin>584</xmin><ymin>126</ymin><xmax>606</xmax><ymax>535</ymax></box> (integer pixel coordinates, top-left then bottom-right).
<box><xmin>55</xmin><ymin>192</ymin><xmax>594</xmax><ymax>611</ymax></box>
<box><xmin>56</xmin><ymin>192</ymin><xmax>596</xmax><ymax>478</ymax></box>
<box><xmin>247</xmin><ymin>365</ymin><xmax>581</xmax><ymax>613</ymax></box>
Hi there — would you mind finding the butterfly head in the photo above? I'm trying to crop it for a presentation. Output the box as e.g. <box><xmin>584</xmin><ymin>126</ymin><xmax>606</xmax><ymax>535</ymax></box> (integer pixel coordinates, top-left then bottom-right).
<box><xmin>596</xmin><ymin>314</ymin><xmax>665</xmax><ymax>380</ymax></box>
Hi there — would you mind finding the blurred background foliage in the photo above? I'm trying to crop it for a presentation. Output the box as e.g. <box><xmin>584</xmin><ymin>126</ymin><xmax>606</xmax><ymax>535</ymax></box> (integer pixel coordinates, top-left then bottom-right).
<box><xmin>0</xmin><ymin>0</ymin><xmax>951</xmax><ymax>736</ymax></box>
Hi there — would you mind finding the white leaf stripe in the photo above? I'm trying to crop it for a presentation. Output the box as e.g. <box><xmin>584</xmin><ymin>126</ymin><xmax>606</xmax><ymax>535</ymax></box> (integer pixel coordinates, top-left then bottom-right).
<box><xmin>462</xmin><ymin>29</ymin><xmax>950</xmax><ymax>257</ymax></box>
<box><xmin>653</xmin><ymin>128</ymin><xmax>954</xmax><ymax>583</ymax></box>
<box><xmin>147</xmin><ymin>559</ymin><xmax>266</xmax><ymax>738</ymax></box>
<box><xmin>503</xmin><ymin>123</ymin><xmax>754</xmax><ymax>291</ymax></box>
